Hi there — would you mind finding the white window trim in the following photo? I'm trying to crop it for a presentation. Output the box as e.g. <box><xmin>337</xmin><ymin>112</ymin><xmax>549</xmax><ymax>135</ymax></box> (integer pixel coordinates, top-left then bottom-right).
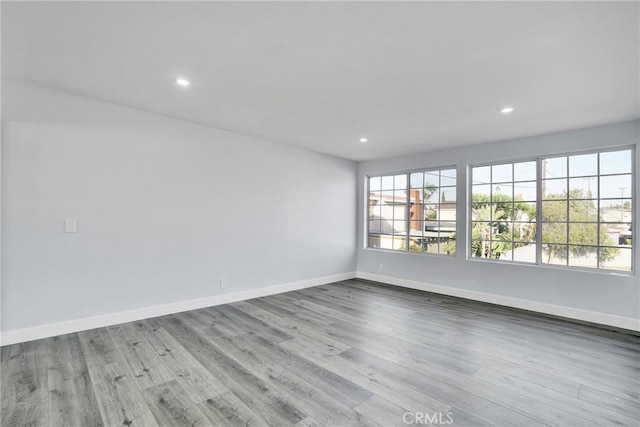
<box><xmin>366</xmin><ymin>165</ymin><xmax>458</xmax><ymax>257</ymax></box>
<box><xmin>467</xmin><ymin>146</ymin><xmax>636</xmax><ymax>274</ymax></box>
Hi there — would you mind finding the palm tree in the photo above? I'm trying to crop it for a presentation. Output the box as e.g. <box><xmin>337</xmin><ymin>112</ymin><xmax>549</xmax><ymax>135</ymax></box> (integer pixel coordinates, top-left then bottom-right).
<box><xmin>472</xmin><ymin>204</ymin><xmax>505</xmax><ymax>258</ymax></box>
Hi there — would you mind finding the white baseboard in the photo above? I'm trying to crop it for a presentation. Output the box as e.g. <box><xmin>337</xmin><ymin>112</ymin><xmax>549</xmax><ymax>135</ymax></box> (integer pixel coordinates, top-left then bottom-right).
<box><xmin>356</xmin><ymin>272</ymin><xmax>640</xmax><ymax>332</ymax></box>
<box><xmin>0</xmin><ymin>271</ymin><xmax>356</xmax><ymax>346</ymax></box>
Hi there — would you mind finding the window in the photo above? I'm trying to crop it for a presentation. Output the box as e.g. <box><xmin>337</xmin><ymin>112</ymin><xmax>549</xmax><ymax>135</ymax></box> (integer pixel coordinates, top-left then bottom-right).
<box><xmin>470</xmin><ymin>148</ymin><xmax>634</xmax><ymax>272</ymax></box>
<box><xmin>541</xmin><ymin>150</ymin><xmax>633</xmax><ymax>271</ymax></box>
<box><xmin>368</xmin><ymin>174</ymin><xmax>408</xmax><ymax>251</ymax></box>
<box><xmin>471</xmin><ymin>161</ymin><xmax>537</xmax><ymax>262</ymax></box>
<box><xmin>368</xmin><ymin>168</ymin><xmax>457</xmax><ymax>256</ymax></box>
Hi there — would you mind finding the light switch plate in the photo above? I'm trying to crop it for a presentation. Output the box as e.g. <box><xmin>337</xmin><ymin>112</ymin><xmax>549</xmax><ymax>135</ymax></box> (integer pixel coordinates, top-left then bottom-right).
<box><xmin>65</xmin><ymin>219</ymin><xmax>77</xmax><ymax>233</ymax></box>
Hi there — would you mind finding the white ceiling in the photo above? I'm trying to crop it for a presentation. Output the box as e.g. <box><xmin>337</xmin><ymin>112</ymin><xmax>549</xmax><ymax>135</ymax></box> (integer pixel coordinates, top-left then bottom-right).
<box><xmin>2</xmin><ymin>1</ymin><xmax>638</xmax><ymax>161</ymax></box>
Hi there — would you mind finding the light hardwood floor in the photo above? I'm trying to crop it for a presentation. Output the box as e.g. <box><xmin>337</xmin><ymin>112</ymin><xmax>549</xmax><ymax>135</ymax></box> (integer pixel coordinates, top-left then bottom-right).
<box><xmin>2</xmin><ymin>279</ymin><xmax>639</xmax><ymax>426</ymax></box>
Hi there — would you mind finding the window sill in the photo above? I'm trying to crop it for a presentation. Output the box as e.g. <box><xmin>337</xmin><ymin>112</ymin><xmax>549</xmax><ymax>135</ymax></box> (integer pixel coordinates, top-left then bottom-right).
<box><xmin>465</xmin><ymin>256</ymin><xmax>635</xmax><ymax>277</ymax></box>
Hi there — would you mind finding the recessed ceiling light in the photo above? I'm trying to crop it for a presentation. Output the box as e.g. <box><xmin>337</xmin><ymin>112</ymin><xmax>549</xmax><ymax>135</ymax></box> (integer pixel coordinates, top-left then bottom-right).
<box><xmin>500</xmin><ymin>106</ymin><xmax>514</xmax><ymax>114</ymax></box>
<box><xmin>175</xmin><ymin>78</ymin><xmax>190</xmax><ymax>87</ymax></box>
<box><xmin>360</xmin><ymin>138</ymin><xmax>368</xmax><ymax>143</ymax></box>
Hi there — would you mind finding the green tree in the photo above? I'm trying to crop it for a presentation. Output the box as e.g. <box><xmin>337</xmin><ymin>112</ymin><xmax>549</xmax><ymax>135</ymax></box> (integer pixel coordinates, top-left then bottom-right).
<box><xmin>399</xmin><ymin>242</ymin><xmax>424</xmax><ymax>252</ymax></box>
<box><xmin>423</xmin><ymin>185</ymin><xmax>437</xmax><ymax>203</ymax></box>
<box><xmin>441</xmin><ymin>236</ymin><xmax>456</xmax><ymax>256</ymax></box>
<box><xmin>470</xmin><ymin>194</ymin><xmax>537</xmax><ymax>259</ymax></box>
<box><xmin>472</xmin><ymin>193</ymin><xmax>536</xmax><ymax>221</ymax></box>
<box><xmin>542</xmin><ymin>190</ymin><xmax>619</xmax><ymax>264</ymax></box>
<box><xmin>471</xmin><ymin>204</ymin><xmax>508</xmax><ymax>258</ymax></box>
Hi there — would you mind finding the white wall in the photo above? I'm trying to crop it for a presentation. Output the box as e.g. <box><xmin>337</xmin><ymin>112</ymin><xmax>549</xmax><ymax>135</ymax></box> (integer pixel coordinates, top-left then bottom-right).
<box><xmin>357</xmin><ymin>121</ymin><xmax>640</xmax><ymax>328</ymax></box>
<box><xmin>1</xmin><ymin>80</ymin><xmax>357</xmax><ymax>335</ymax></box>
<box><xmin>2</xmin><ymin>79</ymin><xmax>637</xmax><ymax>341</ymax></box>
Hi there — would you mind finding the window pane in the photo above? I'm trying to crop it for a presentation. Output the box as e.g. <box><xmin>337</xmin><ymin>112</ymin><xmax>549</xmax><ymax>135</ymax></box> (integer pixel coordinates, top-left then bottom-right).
<box><xmin>472</xmin><ymin>166</ymin><xmax>491</xmax><ymax>185</ymax></box>
<box><xmin>410</xmin><ymin>172</ymin><xmax>423</xmax><ymax>188</ymax></box>
<box><xmin>542</xmin><ymin>222</ymin><xmax>567</xmax><ymax>244</ymax></box>
<box><xmin>441</xmin><ymin>238</ymin><xmax>456</xmax><ymax>256</ymax></box>
<box><xmin>542</xmin><ymin>244</ymin><xmax>568</xmax><ymax>265</ymax></box>
<box><xmin>472</xmin><ymin>184</ymin><xmax>491</xmax><ymax>198</ymax></box>
<box><xmin>542</xmin><ymin>200</ymin><xmax>568</xmax><ymax>221</ymax></box>
<box><xmin>600</xmin><ymin>174</ymin><xmax>632</xmax><ymax>199</ymax></box>
<box><xmin>514</xmin><ymin>202</ymin><xmax>536</xmax><ymax>221</ymax></box>
<box><xmin>377</xmin><ymin>235</ymin><xmax>395</xmax><ymax>249</ymax></box>
<box><xmin>379</xmin><ymin>191</ymin><xmax>394</xmax><ymax>218</ymax></box>
<box><xmin>439</xmin><ymin>203</ymin><xmax>457</xmax><ymax>221</ymax></box>
<box><xmin>424</xmin><ymin>171</ymin><xmax>439</xmax><ymax>188</ymax></box>
<box><xmin>600</xmin><ymin>223</ymin><xmax>632</xmax><ymax>246</ymax></box>
<box><xmin>392</xmin><ymin>205</ymin><xmax>406</xmax><ymax>221</ymax></box>
<box><xmin>569</xmin><ymin>177</ymin><xmax>597</xmax><ymax>199</ymax></box>
<box><xmin>499</xmin><ymin>248</ymin><xmax>513</xmax><ymax>261</ymax></box>
<box><xmin>408</xmin><ymin>220</ymin><xmax>424</xmax><ymax>236</ymax></box>
<box><xmin>514</xmin><ymin>181</ymin><xmax>537</xmax><ymax>201</ymax></box>
<box><xmin>471</xmin><ymin>222</ymin><xmax>492</xmax><ymax>241</ymax></box>
<box><xmin>424</xmin><ymin>188</ymin><xmax>440</xmax><ymax>204</ymax></box>
<box><xmin>568</xmin><ymin>200</ymin><xmax>598</xmax><ymax>222</ymax></box>
<box><xmin>392</xmin><ymin>235</ymin><xmax>407</xmax><ymax>250</ymax></box>
<box><xmin>381</xmin><ymin>175</ymin><xmax>394</xmax><ymax>190</ymax></box>
<box><xmin>369</xmin><ymin>191</ymin><xmax>380</xmax><ymax>206</ymax></box>
<box><xmin>390</xmin><ymin>192</ymin><xmax>407</xmax><ymax>210</ymax></box>
<box><xmin>600</xmin><ymin>150</ymin><xmax>632</xmax><ymax>175</ymax></box>
<box><xmin>408</xmin><ymin>188</ymin><xmax>422</xmax><ymax>204</ymax></box>
<box><xmin>543</xmin><ymin>178</ymin><xmax>567</xmax><ymax>199</ymax></box>
<box><xmin>569</xmin><ymin>223</ymin><xmax>598</xmax><ymax>245</ymax></box>
<box><xmin>424</xmin><ymin>204</ymin><xmax>438</xmax><ymax>220</ymax></box>
<box><xmin>568</xmin><ymin>199</ymin><xmax>598</xmax><ymax>222</ymax></box>
<box><xmin>498</xmin><ymin>222</ymin><xmax>514</xmax><ymax>241</ymax></box>
<box><xmin>440</xmin><ymin>169</ymin><xmax>456</xmax><ymax>186</ymax></box>
<box><xmin>369</xmin><ymin>218</ymin><xmax>381</xmax><ymax>234</ymax></box>
<box><xmin>471</xmin><ymin>240</ymin><xmax>484</xmax><ymax>258</ymax></box>
<box><xmin>407</xmin><ymin>238</ymin><xmax>424</xmax><ymax>253</ymax></box>
<box><xmin>424</xmin><ymin>220</ymin><xmax>439</xmax><ymax>232</ymax></box>
<box><xmin>369</xmin><ymin>204</ymin><xmax>382</xmax><ymax>219</ymax></box>
<box><xmin>369</xmin><ymin>176</ymin><xmax>381</xmax><ymax>191</ymax></box>
<box><xmin>492</xmin><ymin>183</ymin><xmax>513</xmax><ymax>200</ymax></box>
<box><xmin>492</xmin><ymin>163</ymin><xmax>512</xmax><ymax>183</ymax></box>
<box><xmin>569</xmin><ymin>153</ymin><xmax>598</xmax><ymax>177</ymax></box>
<box><xmin>440</xmin><ymin>186</ymin><xmax>457</xmax><ymax>203</ymax></box>
<box><xmin>394</xmin><ymin>174</ymin><xmax>407</xmax><ymax>190</ymax></box>
<box><xmin>513</xmin><ymin>243</ymin><xmax>536</xmax><ymax>263</ymax></box>
<box><xmin>440</xmin><ymin>224</ymin><xmax>456</xmax><ymax>240</ymax></box>
<box><xmin>543</xmin><ymin>157</ymin><xmax>567</xmax><ymax>179</ymax></box>
<box><xmin>600</xmin><ymin>199</ymin><xmax>632</xmax><ymax>223</ymax></box>
<box><xmin>489</xmin><ymin>203</ymin><xmax>508</xmax><ymax>222</ymax></box>
<box><xmin>424</xmin><ymin>241</ymin><xmax>439</xmax><ymax>254</ymax></box>
<box><xmin>393</xmin><ymin>221</ymin><xmax>407</xmax><ymax>233</ymax></box>
<box><xmin>568</xmin><ymin>246</ymin><xmax>598</xmax><ymax>269</ymax></box>
<box><xmin>514</xmin><ymin>161</ymin><xmax>536</xmax><ymax>182</ymax></box>
<box><xmin>513</xmin><ymin>221</ymin><xmax>536</xmax><ymax>241</ymax></box>
<box><xmin>377</xmin><ymin>218</ymin><xmax>395</xmax><ymax>234</ymax></box>
<box><xmin>489</xmin><ymin>239</ymin><xmax>509</xmax><ymax>259</ymax></box>
<box><xmin>600</xmin><ymin>247</ymin><xmax>631</xmax><ymax>271</ymax></box>
<box><xmin>368</xmin><ymin>234</ymin><xmax>382</xmax><ymax>249</ymax></box>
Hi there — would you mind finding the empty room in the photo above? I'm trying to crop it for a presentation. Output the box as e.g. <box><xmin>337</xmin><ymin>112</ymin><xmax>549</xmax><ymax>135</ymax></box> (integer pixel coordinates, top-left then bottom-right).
<box><xmin>1</xmin><ymin>1</ymin><xmax>638</xmax><ymax>426</ymax></box>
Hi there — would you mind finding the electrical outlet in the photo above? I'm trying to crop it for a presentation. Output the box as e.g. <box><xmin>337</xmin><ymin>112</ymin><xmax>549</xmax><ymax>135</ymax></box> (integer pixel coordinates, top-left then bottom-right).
<box><xmin>219</xmin><ymin>278</ymin><xmax>227</xmax><ymax>289</ymax></box>
<box><xmin>379</xmin><ymin>263</ymin><xmax>384</xmax><ymax>271</ymax></box>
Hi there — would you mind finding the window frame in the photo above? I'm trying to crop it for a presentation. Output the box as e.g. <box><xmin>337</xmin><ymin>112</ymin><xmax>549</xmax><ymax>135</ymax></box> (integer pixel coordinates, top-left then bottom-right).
<box><xmin>467</xmin><ymin>145</ymin><xmax>636</xmax><ymax>274</ymax></box>
<box><xmin>366</xmin><ymin>165</ymin><xmax>458</xmax><ymax>257</ymax></box>
<box><xmin>468</xmin><ymin>156</ymin><xmax>539</xmax><ymax>264</ymax></box>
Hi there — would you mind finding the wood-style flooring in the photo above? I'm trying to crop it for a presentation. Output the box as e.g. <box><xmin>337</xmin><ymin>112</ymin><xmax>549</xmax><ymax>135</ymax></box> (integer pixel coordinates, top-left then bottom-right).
<box><xmin>2</xmin><ymin>279</ymin><xmax>639</xmax><ymax>426</ymax></box>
